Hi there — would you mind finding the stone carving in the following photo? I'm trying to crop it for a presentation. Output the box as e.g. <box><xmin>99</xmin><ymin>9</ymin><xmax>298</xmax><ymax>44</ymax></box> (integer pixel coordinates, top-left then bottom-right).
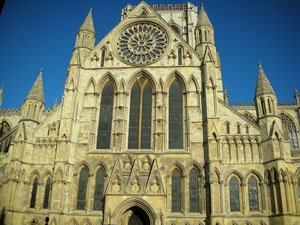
<box><xmin>117</xmin><ymin>23</ymin><xmax>167</xmax><ymax>65</ymax></box>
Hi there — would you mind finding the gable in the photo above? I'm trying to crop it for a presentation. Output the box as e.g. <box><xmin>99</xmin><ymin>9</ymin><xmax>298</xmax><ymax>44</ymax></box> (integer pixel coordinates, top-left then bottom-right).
<box><xmin>82</xmin><ymin>1</ymin><xmax>201</xmax><ymax>68</ymax></box>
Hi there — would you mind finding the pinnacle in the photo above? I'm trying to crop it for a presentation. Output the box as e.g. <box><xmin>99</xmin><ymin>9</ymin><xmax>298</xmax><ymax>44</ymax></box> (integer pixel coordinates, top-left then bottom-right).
<box><xmin>79</xmin><ymin>8</ymin><xmax>95</xmax><ymax>33</ymax></box>
<box><xmin>25</xmin><ymin>69</ymin><xmax>45</xmax><ymax>104</ymax></box>
<box><xmin>255</xmin><ymin>62</ymin><xmax>276</xmax><ymax>98</ymax></box>
<box><xmin>196</xmin><ymin>3</ymin><xmax>213</xmax><ymax>28</ymax></box>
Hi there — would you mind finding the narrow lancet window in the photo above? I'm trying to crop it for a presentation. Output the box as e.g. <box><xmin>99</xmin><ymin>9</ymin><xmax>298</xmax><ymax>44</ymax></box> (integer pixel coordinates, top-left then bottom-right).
<box><xmin>189</xmin><ymin>168</ymin><xmax>199</xmax><ymax>212</ymax></box>
<box><xmin>261</xmin><ymin>98</ymin><xmax>266</xmax><ymax>115</ymax></box>
<box><xmin>77</xmin><ymin>168</ymin><xmax>88</xmax><ymax>210</ymax></box>
<box><xmin>172</xmin><ymin>168</ymin><xmax>181</xmax><ymax>212</ymax></box>
<box><xmin>248</xmin><ymin>177</ymin><xmax>259</xmax><ymax>211</ymax></box>
<box><xmin>229</xmin><ymin>177</ymin><xmax>240</xmax><ymax>212</ymax></box>
<box><xmin>226</xmin><ymin>123</ymin><xmax>230</xmax><ymax>134</ymax></box>
<box><xmin>97</xmin><ymin>82</ymin><xmax>114</xmax><ymax>149</ymax></box>
<box><xmin>100</xmin><ymin>49</ymin><xmax>106</xmax><ymax>67</ymax></box>
<box><xmin>30</xmin><ymin>178</ymin><xmax>38</xmax><ymax>208</ymax></box>
<box><xmin>178</xmin><ymin>47</ymin><xmax>183</xmax><ymax>65</ymax></box>
<box><xmin>94</xmin><ymin>168</ymin><xmax>105</xmax><ymax>210</ymax></box>
<box><xmin>169</xmin><ymin>80</ymin><xmax>183</xmax><ymax>149</ymax></box>
<box><xmin>128</xmin><ymin>77</ymin><xmax>152</xmax><ymax>149</ymax></box>
<box><xmin>280</xmin><ymin>114</ymin><xmax>299</xmax><ymax>150</ymax></box>
<box><xmin>43</xmin><ymin>178</ymin><xmax>51</xmax><ymax>209</ymax></box>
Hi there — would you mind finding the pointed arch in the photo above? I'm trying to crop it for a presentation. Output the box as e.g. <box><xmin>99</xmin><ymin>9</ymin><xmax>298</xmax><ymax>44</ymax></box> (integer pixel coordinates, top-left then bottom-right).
<box><xmin>280</xmin><ymin>113</ymin><xmax>299</xmax><ymax>150</ymax></box>
<box><xmin>42</xmin><ymin>170</ymin><xmax>53</xmax><ymax>181</ymax></box>
<box><xmin>168</xmin><ymin>161</ymin><xmax>185</xmax><ymax>176</ymax></box>
<box><xmin>68</xmin><ymin>79</ymin><xmax>74</xmax><ymax>90</ymax></box>
<box><xmin>29</xmin><ymin>170</ymin><xmax>41</xmax><ymax>181</ymax></box>
<box><xmin>54</xmin><ymin>167</ymin><xmax>63</xmax><ymax>180</ymax></box>
<box><xmin>86</xmin><ymin>78</ymin><xmax>96</xmax><ymax>93</ymax></box>
<box><xmin>224</xmin><ymin>170</ymin><xmax>244</xmax><ymax>183</ymax></box>
<box><xmin>126</xmin><ymin>69</ymin><xmax>157</xmax><ymax>92</ymax></box>
<box><xmin>188</xmin><ymin>75</ymin><xmax>200</xmax><ymax>92</ymax></box>
<box><xmin>66</xmin><ymin>218</ymin><xmax>79</xmax><ymax>225</ymax></box>
<box><xmin>92</xmin><ymin>160</ymin><xmax>108</xmax><ymax>175</ymax></box>
<box><xmin>74</xmin><ymin>160</ymin><xmax>92</xmax><ymax>175</ymax></box>
<box><xmin>80</xmin><ymin>218</ymin><xmax>92</xmax><ymax>225</ymax></box>
<box><xmin>97</xmin><ymin>72</ymin><xmax>118</xmax><ymax>92</ymax></box>
<box><xmin>165</xmin><ymin>70</ymin><xmax>187</xmax><ymax>92</ymax></box>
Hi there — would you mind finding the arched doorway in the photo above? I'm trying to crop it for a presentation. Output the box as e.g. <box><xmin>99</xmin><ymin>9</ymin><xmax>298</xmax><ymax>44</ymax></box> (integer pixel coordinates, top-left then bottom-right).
<box><xmin>120</xmin><ymin>206</ymin><xmax>150</xmax><ymax>225</ymax></box>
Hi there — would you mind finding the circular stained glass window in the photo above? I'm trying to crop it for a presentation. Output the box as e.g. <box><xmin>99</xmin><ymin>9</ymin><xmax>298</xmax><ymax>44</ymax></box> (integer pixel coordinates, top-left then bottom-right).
<box><xmin>117</xmin><ymin>23</ymin><xmax>168</xmax><ymax>65</ymax></box>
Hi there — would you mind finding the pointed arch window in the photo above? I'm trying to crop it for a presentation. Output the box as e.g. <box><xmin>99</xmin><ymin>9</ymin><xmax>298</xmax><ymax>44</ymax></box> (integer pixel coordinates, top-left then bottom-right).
<box><xmin>169</xmin><ymin>80</ymin><xmax>183</xmax><ymax>149</ymax></box>
<box><xmin>280</xmin><ymin>114</ymin><xmax>299</xmax><ymax>150</ymax></box>
<box><xmin>199</xmin><ymin>30</ymin><xmax>202</xmax><ymax>43</ymax></box>
<box><xmin>268</xmin><ymin>99</ymin><xmax>272</xmax><ymax>113</ymax></box>
<box><xmin>30</xmin><ymin>178</ymin><xmax>38</xmax><ymax>208</ymax></box>
<box><xmin>204</xmin><ymin>30</ymin><xmax>208</xmax><ymax>41</ymax></box>
<box><xmin>189</xmin><ymin>168</ymin><xmax>199</xmax><ymax>212</ymax></box>
<box><xmin>100</xmin><ymin>49</ymin><xmax>106</xmax><ymax>67</ymax></box>
<box><xmin>77</xmin><ymin>168</ymin><xmax>88</xmax><ymax>210</ymax></box>
<box><xmin>248</xmin><ymin>176</ymin><xmax>259</xmax><ymax>211</ymax></box>
<box><xmin>97</xmin><ymin>82</ymin><xmax>114</xmax><ymax>149</ymax></box>
<box><xmin>128</xmin><ymin>77</ymin><xmax>152</xmax><ymax>149</ymax></box>
<box><xmin>261</xmin><ymin>98</ymin><xmax>266</xmax><ymax>115</ymax></box>
<box><xmin>94</xmin><ymin>167</ymin><xmax>105</xmax><ymax>210</ymax></box>
<box><xmin>226</xmin><ymin>123</ymin><xmax>230</xmax><ymax>134</ymax></box>
<box><xmin>178</xmin><ymin>47</ymin><xmax>183</xmax><ymax>65</ymax></box>
<box><xmin>172</xmin><ymin>168</ymin><xmax>181</xmax><ymax>212</ymax></box>
<box><xmin>229</xmin><ymin>177</ymin><xmax>240</xmax><ymax>212</ymax></box>
<box><xmin>43</xmin><ymin>178</ymin><xmax>51</xmax><ymax>209</ymax></box>
<box><xmin>237</xmin><ymin>124</ymin><xmax>241</xmax><ymax>134</ymax></box>
<box><xmin>0</xmin><ymin>121</ymin><xmax>11</xmax><ymax>138</ymax></box>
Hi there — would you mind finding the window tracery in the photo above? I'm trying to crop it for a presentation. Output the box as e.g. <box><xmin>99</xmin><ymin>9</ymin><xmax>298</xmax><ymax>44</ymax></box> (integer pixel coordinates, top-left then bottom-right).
<box><xmin>248</xmin><ymin>177</ymin><xmax>259</xmax><ymax>211</ymax></box>
<box><xmin>229</xmin><ymin>177</ymin><xmax>240</xmax><ymax>212</ymax></box>
<box><xmin>77</xmin><ymin>168</ymin><xmax>88</xmax><ymax>210</ymax></box>
<box><xmin>280</xmin><ymin>114</ymin><xmax>299</xmax><ymax>150</ymax></box>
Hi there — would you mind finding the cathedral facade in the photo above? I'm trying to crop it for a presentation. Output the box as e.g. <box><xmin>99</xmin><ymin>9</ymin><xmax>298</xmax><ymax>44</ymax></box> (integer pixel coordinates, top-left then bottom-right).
<box><xmin>0</xmin><ymin>2</ymin><xmax>300</xmax><ymax>225</ymax></box>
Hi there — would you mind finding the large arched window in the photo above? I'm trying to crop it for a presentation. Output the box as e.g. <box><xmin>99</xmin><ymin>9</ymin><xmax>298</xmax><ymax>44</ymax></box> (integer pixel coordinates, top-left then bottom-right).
<box><xmin>189</xmin><ymin>168</ymin><xmax>199</xmax><ymax>212</ymax></box>
<box><xmin>248</xmin><ymin>176</ymin><xmax>259</xmax><ymax>211</ymax></box>
<box><xmin>169</xmin><ymin>80</ymin><xmax>183</xmax><ymax>149</ymax></box>
<box><xmin>0</xmin><ymin>121</ymin><xmax>10</xmax><ymax>138</ymax></box>
<box><xmin>30</xmin><ymin>178</ymin><xmax>38</xmax><ymax>208</ymax></box>
<box><xmin>77</xmin><ymin>168</ymin><xmax>89</xmax><ymax>210</ymax></box>
<box><xmin>128</xmin><ymin>77</ymin><xmax>152</xmax><ymax>149</ymax></box>
<box><xmin>97</xmin><ymin>82</ymin><xmax>114</xmax><ymax>149</ymax></box>
<box><xmin>172</xmin><ymin>168</ymin><xmax>181</xmax><ymax>212</ymax></box>
<box><xmin>229</xmin><ymin>177</ymin><xmax>240</xmax><ymax>212</ymax></box>
<box><xmin>94</xmin><ymin>167</ymin><xmax>105</xmax><ymax>210</ymax></box>
<box><xmin>43</xmin><ymin>178</ymin><xmax>51</xmax><ymax>209</ymax></box>
<box><xmin>280</xmin><ymin>114</ymin><xmax>299</xmax><ymax>150</ymax></box>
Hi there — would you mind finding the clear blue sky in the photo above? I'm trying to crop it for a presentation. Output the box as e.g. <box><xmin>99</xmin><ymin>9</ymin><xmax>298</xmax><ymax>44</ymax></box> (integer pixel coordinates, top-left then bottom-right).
<box><xmin>0</xmin><ymin>0</ymin><xmax>299</xmax><ymax>109</ymax></box>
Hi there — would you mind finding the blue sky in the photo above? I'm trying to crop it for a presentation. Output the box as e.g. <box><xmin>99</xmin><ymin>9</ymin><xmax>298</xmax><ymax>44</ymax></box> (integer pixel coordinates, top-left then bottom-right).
<box><xmin>0</xmin><ymin>0</ymin><xmax>299</xmax><ymax>108</ymax></box>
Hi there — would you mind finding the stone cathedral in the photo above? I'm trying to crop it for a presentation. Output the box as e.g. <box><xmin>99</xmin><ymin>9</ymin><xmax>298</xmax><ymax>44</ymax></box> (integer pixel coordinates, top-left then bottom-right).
<box><xmin>0</xmin><ymin>2</ymin><xmax>300</xmax><ymax>225</ymax></box>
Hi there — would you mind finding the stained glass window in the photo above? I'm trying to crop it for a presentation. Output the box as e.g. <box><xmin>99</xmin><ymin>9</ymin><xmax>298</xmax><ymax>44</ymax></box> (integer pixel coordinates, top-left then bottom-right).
<box><xmin>43</xmin><ymin>178</ymin><xmax>51</xmax><ymax>209</ymax></box>
<box><xmin>229</xmin><ymin>177</ymin><xmax>240</xmax><ymax>212</ymax></box>
<box><xmin>77</xmin><ymin>168</ymin><xmax>88</xmax><ymax>210</ymax></box>
<box><xmin>189</xmin><ymin>168</ymin><xmax>199</xmax><ymax>212</ymax></box>
<box><xmin>248</xmin><ymin>177</ymin><xmax>259</xmax><ymax>211</ymax></box>
<box><xmin>169</xmin><ymin>80</ymin><xmax>183</xmax><ymax>149</ymax></box>
<box><xmin>128</xmin><ymin>77</ymin><xmax>152</xmax><ymax>149</ymax></box>
<box><xmin>97</xmin><ymin>82</ymin><xmax>114</xmax><ymax>149</ymax></box>
<box><xmin>172</xmin><ymin>168</ymin><xmax>181</xmax><ymax>212</ymax></box>
<box><xmin>178</xmin><ymin>48</ymin><xmax>182</xmax><ymax>65</ymax></box>
<box><xmin>30</xmin><ymin>178</ymin><xmax>38</xmax><ymax>208</ymax></box>
<box><xmin>280</xmin><ymin>114</ymin><xmax>299</xmax><ymax>150</ymax></box>
<box><xmin>94</xmin><ymin>168</ymin><xmax>105</xmax><ymax>210</ymax></box>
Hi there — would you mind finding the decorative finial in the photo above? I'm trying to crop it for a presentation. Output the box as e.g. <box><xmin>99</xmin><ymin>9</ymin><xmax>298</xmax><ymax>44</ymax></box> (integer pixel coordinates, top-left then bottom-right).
<box><xmin>40</xmin><ymin>69</ymin><xmax>44</xmax><ymax>73</ymax></box>
<box><xmin>89</xmin><ymin>8</ymin><xmax>92</xmax><ymax>13</ymax></box>
<box><xmin>258</xmin><ymin>62</ymin><xmax>262</xmax><ymax>67</ymax></box>
<box><xmin>200</xmin><ymin>3</ymin><xmax>204</xmax><ymax>8</ymax></box>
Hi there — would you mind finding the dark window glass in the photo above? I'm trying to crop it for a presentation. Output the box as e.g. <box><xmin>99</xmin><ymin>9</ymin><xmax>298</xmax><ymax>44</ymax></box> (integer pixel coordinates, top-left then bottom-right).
<box><xmin>248</xmin><ymin>177</ymin><xmax>259</xmax><ymax>211</ymax></box>
<box><xmin>268</xmin><ymin>99</ymin><xmax>272</xmax><ymax>113</ymax></box>
<box><xmin>226</xmin><ymin>123</ymin><xmax>230</xmax><ymax>134</ymax></box>
<box><xmin>178</xmin><ymin>48</ymin><xmax>182</xmax><ymax>65</ymax></box>
<box><xmin>189</xmin><ymin>168</ymin><xmax>199</xmax><ymax>212</ymax></box>
<box><xmin>43</xmin><ymin>178</ymin><xmax>51</xmax><ymax>209</ymax></box>
<box><xmin>100</xmin><ymin>50</ymin><xmax>106</xmax><ymax>67</ymax></box>
<box><xmin>261</xmin><ymin>98</ymin><xmax>266</xmax><ymax>115</ymax></box>
<box><xmin>169</xmin><ymin>81</ymin><xmax>183</xmax><ymax>149</ymax></box>
<box><xmin>77</xmin><ymin>168</ymin><xmax>88</xmax><ymax>210</ymax></box>
<box><xmin>297</xmin><ymin>178</ymin><xmax>300</xmax><ymax>199</ymax></box>
<box><xmin>128</xmin><ymin>83</ymin><xmax>140</xmax><ymax>149</ymax></box>
<box><xmin>94</xmin><ymin>168</ymin><xmax>105</xmax><ymax>210</ymax></box>
<box><xmin>246</xmin><ymin>126</ymin><xmax>249</xmax><ymax>134</ymax></box>
<box><xmin>128</xmin><ymin>78</ymin><xmax>152</xmax><ymax>149</ymax></box>
<box><xmin>97</xmin><ymin>82</ymin><xmax>114</xmax><ymax>149</ymax></box>
<box><xmin>280</xmin><ymin>114</ymin><xmax>299</xmax><ymax>150</ymax></box>
<box><xmin>229</xmin><ymin>177</ymin><xmax>240</xmax><ymax>212</ymax></box>
<box><xmin>30</xmin><ymin>178</ymin><xmax>38</xmax><ymax>208</ymax></box>
<box><xmin>237</xmin><ymin>125</ymin><xmax>241</xmax><ymax>134</ymax></box>
<box><xmin>172</xmin><ymin>168</ymin><xmax>181</xmax><ymax>212</ymax></box>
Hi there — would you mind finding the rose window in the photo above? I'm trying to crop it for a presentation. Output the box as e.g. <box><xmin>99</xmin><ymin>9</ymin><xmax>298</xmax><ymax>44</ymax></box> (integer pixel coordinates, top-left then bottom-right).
<box><xmin>117</xmin><ymin>23</ymin><xmax>168</xmax><ymax>65</ymax></box>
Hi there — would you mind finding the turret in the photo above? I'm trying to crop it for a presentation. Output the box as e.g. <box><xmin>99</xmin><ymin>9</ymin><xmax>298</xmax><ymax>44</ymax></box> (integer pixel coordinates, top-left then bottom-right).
<box><xmin>294</xmin><ymin>86</ymin><xmax>300</xmax><ymax>106</ymax></box>
<box><xmin>195</xmin><ymin>4</ymin><xmax>216</xmax><ymax>59</ymax></box>
<box><xmin>254</xmin><ymin>62</ymin><xmax>278</xmax><ymax>119</ymax></box>
<box><xmin>21</xmin><ymin>69</ymin><xmax>45</xmax><ymax>123</ymax></box>
<box><xmin>71</xmin><ymin>9</ymin><xmax>95</xmax><ymax>64</ymax></box>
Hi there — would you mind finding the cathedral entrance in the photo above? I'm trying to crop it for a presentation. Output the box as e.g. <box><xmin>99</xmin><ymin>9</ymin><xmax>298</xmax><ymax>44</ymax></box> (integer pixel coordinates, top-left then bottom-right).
<box><xmin>120</xmin><ymin>206</ymin><xmax>150</xmax><ymax>225</ymax></box>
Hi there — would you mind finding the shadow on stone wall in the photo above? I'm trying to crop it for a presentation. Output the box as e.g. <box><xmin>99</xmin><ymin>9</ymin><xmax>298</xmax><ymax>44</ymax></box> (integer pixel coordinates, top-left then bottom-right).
<box><xmin>0</xmin><ymin>207</ymin><xmax>5</xmax><ymax>225</ymax></box>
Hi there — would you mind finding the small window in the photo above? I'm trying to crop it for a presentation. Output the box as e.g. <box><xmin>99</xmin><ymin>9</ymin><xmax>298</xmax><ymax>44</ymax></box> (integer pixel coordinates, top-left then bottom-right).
<box><xmin>100</xmin><ymin>49</ymin><xmax>106</xmax><ymax>67</ymax></box>
<box><xmin>172</xmin><ymin>168</ymin><xmax>181</xmax><ymax>212</ymax></box>
<box><xmin>178</xmin><ymin>47</ymin><xmax>183</xmax><ymax>66</ymax></box>
<box><xmin>237</xmin><ymin>124</ymin><xmax>241</xmax><ymax>134</ymax></box>
<box><xmin>204</xmin><ymin>30</ymin><xmax>208</xmax><ymax>41</ymax></box>
<box><xmin>261</xmin><ymin>98</ymin><xmax>266</xmax><ymax>115</ymax></box>
<box><xmin>245</xmin><ymin>126</ymin><xmax>249</xmax><ymax>134</ymax></box>
<box><xmin>226</xmin><ymin>123</ymin><xmax>230</xmax><ymax>134</ymax></box>
<box><xmin>268</xmin><ymin>99</ymin><xmax>272</xmax><ymax>113</ymax></box>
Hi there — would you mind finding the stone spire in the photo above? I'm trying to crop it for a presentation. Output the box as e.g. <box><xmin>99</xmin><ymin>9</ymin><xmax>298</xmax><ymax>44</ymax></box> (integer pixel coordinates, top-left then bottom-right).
<box><xmin>196</xmin><ymin>3</ymin><xmax>213</xmax><ymax>28</ymax></box>
<box><xmin>255</xmin><ymin>62</ymin><xmax>276</xmax><ymax>99</ymax></box>
<box><xmin>224</xmin><ymin>87</ymin><xmax>229</xmax><ymax>104</ymax></box>
<box><xmin>26</xmin><ymin>69</ymin><xmax>45</xmax><ymax>104</ymax></box>
<box><xmin>79</xmin><ymin>8</ymin><xmax>95</xmax><ymax>33</ymax></box>
<box><xmin>295</xmin><ymin>86</ymin><xmax>300</xmax><ymax>106</ymax></box>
